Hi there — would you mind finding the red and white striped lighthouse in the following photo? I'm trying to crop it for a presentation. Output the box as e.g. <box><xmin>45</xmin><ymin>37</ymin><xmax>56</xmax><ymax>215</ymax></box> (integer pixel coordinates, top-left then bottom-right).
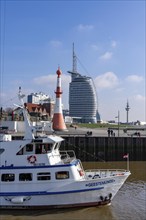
<box><xmin>52</xmin><ymin>68</ymin><xmax>67</xmax><ymax>131</ymax></box>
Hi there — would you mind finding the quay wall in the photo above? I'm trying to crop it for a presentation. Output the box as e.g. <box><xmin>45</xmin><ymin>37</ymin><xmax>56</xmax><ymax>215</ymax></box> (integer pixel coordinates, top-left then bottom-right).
<box><xmin>60</xmin><ymin>136</ymin><xmax>146</xmax><ymax>161</ymax></box>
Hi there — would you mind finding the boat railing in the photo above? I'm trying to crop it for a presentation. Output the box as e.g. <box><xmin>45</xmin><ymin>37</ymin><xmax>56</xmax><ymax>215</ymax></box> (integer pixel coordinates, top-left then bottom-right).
<box><xmin>60</xmin><ymin>150</ymin><xmax>76</xmax><ymax>163</ymax></box>
<box><xmin>85</xmin><ymin>169</ymin><xmax>128</xmax><ymax>179</ymax></box>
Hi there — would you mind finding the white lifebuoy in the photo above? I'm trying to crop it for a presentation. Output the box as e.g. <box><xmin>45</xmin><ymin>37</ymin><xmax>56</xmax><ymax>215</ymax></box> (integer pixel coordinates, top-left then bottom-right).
<box><xmin>27</xmin><ymin>155</ymin><xmax>37</xmax><ymax>164</ymax></box>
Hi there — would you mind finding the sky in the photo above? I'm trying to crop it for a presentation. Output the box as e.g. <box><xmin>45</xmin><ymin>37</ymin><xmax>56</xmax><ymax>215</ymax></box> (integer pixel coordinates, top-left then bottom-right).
<box><xmin>0</xmin><ymin>0</ymin><xmax>145</xmax><ymax>122</ymax></box>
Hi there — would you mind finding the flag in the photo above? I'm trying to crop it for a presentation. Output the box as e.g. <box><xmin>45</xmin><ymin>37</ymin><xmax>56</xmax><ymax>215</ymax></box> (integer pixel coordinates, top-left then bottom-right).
<box><xmin>123</xmin><ymin>154</ymin><xmax>128</xmax><ymax>159</ymax></box>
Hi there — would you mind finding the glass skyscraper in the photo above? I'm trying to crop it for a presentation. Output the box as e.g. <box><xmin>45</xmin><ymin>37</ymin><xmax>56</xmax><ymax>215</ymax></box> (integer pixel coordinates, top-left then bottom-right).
<box><xmin>68</xmin><ymin>44</ymin><xmax>100</xmax><ymax>123</ymax></box>
<box><xmin>69</xmin><ymin>72</ymin><xmax>100</xmax><ymax>123</ymax></box>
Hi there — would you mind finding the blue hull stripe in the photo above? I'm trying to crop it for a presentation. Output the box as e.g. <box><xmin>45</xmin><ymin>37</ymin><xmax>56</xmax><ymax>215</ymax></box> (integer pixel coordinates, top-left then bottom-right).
<box><xmin>0</xmin><ymin>160</ymin><xmax>79</xmax><ymax>170</ymax></box>
<box><xmin>0</xmin><ymin>187</ymin><xmax>104</xmax><ymax>197</ymax></box>
<box><xmin>0</xmin><ymin>165</ymin><xmax>71</xmax><ymax>170</ymax></box>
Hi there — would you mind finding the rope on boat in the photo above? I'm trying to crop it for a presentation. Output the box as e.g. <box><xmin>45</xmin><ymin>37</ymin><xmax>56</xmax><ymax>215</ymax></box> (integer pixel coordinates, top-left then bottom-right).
<box><xmin>62</xmin><ymin>139</ymin><xmax>105</xmax><ymax>162</ymax></box>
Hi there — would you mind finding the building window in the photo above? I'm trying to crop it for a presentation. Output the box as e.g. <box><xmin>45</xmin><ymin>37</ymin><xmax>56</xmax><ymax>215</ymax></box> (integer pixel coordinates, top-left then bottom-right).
<box><xmin>56</xmin><ymin>171</ymin><xmax>69</xmax><ymax>180</ymax></box>
<box><xmin>19</xmin><ymin>173</ymin><xmax>32</xmax><ymax>181</ymax></box>
<box><xmin>54</xmin><ymin>143</ymin><xmax>59</xmax><ymax>150</ymax></box>
<box><xmin>1</xmin><ymin>173</ymin><xmax>15</xmax><ymax>182</ymax></box>
<box><xmin>37</xmin><ymin>172</ymin><xmax>51</xmax><ymax>180</ymax></box>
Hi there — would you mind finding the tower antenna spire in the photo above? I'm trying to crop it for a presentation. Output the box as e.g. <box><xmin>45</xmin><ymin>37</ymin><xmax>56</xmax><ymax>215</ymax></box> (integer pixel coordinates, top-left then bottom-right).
<box><xmin>73</xmin><ymin>43</ymin><xmax>77</xmax><ymax>73</ymax></box>
<box><xmin>125</xmin><ymin>100</ymin><xmax>130</xmax><ymax>124</ymax></box>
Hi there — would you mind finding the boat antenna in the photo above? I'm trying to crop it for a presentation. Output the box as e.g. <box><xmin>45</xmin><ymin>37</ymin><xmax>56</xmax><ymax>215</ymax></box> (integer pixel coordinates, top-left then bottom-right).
<box><xmin>18</xmin><ymin>87</ymin><xmax>35</xmax><ymax>140</ymax></box>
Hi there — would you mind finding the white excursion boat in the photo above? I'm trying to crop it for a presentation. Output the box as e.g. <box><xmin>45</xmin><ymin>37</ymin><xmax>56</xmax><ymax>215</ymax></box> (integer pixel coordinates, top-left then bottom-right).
<box><xmin>0</xmin><ymin>89</ymin><xmax>131</xmax><ymax>209</ymax></box>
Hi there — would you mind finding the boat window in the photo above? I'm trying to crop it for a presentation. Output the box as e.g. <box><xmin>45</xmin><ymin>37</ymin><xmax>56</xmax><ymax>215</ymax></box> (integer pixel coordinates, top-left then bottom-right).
<box><xmin>35</xmin><ymin>144</ymin><xmax>42</xmax><ymax>154</ymax></box>
<box><xmin>19</xmin><ymin>173</ymin><xmax>32</xmax><ymax>181</ymax></box>
<box><xmin>26</xmin><ymin>144</ymin><xmax>33</xmax><ymax>152</ymax></box>
<box><xmin>37</xmin><ymin>172</ymin><xmax>51</xmax><ymax>180</ymax></box>
<box><xmin>43</xmin><ymin>144</ymin><xmax>52</xmax><ymax>152</ymax></box>
<box><xmin>56</xmin><ymin>171</ymin><xmax>69</xmax><ymax>180</ymax></box>
<box><xmin>54</xmin><ymin>143</ymin><xmax>58</xmax><ymax>150</ymax></box>
<box><xmin>35</xmin><ymin>143</ymin><xmax>52</xmax><ymax>154</ymax></box>
<box><xmin>0</xmin><ymin>149</ymin><xmax>5</xmax><ymax>154</ymax></box>
<box><xmin>16</xmin><ymin>148</ymin><xmax>23</xmax><ymax>155</ymax></box>
<box><xmin>1</xmin><ymin>173</ymin><xmax>15</xmax><ymax>182</ymax></box>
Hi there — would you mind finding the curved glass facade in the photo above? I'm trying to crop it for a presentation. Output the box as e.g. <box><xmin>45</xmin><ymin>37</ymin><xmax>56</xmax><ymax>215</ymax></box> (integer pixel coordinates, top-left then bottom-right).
<box><xmin>69</xmin><ymin>73</ymin><xmax>100</xmax><ymax>123</ymax></box>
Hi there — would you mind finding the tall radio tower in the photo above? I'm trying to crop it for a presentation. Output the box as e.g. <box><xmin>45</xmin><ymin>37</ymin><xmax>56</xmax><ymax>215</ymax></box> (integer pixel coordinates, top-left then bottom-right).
<box><xmin>125</xmin><ymin>100</ymin><xmax>130</xmax><ymax>124</ymax></box>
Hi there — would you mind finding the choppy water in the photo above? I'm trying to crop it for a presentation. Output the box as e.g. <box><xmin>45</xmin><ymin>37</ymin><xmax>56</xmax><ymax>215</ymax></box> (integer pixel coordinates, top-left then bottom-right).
<box><xmin>0</xmin><ymin>162</ymin><xmax>146</xmax><ymax>220</ymax></box>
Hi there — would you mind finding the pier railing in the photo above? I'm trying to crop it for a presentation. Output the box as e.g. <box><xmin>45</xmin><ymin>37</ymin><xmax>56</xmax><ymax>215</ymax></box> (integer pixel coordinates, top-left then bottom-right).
<box><xmin>85</xmin><ymin>169</ymin><xmax>129</xmax><ymax>179</ymax></box>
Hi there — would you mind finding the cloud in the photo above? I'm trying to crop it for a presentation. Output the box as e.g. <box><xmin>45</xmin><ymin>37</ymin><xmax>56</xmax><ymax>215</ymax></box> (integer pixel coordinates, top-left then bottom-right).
<box><xmin>0</xmin><ymin>92</ymin><xmax>7</xmax><ymax>98</ymax></box>
<box><xmin>49</xmin><ymin>40</ymin><xmax>62</xmax><ymax>48</ymax></box>
<box><xmin>94</xmin><ymin>72</ymin><xmax>119</xmax><ymax>89</ymax></box>
<box><xmin>33</xmin><ymin>74</ymin><xmax>55</xmax><ymax>85</ymax></box>
<box><xmin>111</xmin><ymin>40</ymin><xmax>117</xmax><ymax>48</ymax></box>
<box><xmin>126</xmin><ymin>75</ymin><xmax>143</xmax><ymax>83</ymax></box>
<box><xmin>33</xmin><ymin>73</ymin><xmax>70</xmax><ymax>88</ymax></box>
<box><xmin>91</xmin><ymin>44</ymin><xmax>99</xmax><ymax>51</ymax></box>
<box><xmin>77</xmin><ymin>24</ymin><xmax>94</xmax><ymax>31</ymax></box>
<box><xmin>134</xmin><ymin>94</ymin><xmax>145</xmax><ymax>102</ymax></box>
<box><xmin>99</xmin><ymin>51</ymin><xmax>113</xmax><ymax>60</ymax></box>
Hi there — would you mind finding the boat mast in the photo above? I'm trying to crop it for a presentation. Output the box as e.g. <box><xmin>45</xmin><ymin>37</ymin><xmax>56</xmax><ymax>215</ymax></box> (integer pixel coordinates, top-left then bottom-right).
<box><xmin>18</xmin><ymin>87</ymin><xmax>35</xmax><ymax>140</ymax></box>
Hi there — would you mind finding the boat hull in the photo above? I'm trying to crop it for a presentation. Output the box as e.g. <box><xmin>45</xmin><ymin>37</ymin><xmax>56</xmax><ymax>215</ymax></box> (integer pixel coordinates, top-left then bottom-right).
<box><xmin>0</xmin><ymin>174</ymin><xmax>128</xmax><ymax>209</ymax></box>
<box><xmin>0</xmin><ymin>197</ymin><xmax>111</xmax><ymax>210</ymax></box>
